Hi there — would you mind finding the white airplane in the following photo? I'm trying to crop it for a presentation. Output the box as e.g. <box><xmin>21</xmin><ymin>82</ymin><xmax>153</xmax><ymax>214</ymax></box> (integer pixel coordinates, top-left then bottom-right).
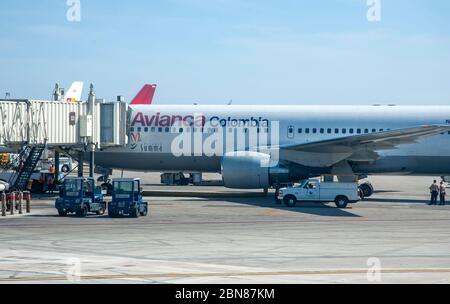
<box><xmin>93</xmin><ymin>87</ymin><xmax>450</xmax><ymax>194</ymax></box>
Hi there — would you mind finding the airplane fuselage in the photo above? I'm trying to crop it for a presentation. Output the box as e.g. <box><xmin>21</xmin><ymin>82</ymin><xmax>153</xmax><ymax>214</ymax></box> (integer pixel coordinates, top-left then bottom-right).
<box><xmin>94</xmin><ymin>105</ymin><xmax>450</xmax><ymax>178</ymax></box>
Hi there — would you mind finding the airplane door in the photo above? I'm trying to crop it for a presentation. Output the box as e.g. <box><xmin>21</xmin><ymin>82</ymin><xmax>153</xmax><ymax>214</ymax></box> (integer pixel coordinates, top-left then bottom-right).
<box><xmin>287</xmin><ymin>125</ymin><xmax>295</xmax><ymax>139</ymax></box>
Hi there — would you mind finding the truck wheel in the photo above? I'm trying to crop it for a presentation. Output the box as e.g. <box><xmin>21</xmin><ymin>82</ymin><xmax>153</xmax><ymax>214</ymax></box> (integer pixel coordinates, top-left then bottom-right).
<box><xmin>140</xmin><ymin>206</ymin><xmax>148</xmax><ymax>217</ymax></box>
<box><xmin>283</xmin><ymin>195</ymin><xmax>297</xmax><ymax>208</ymax></box>
<box><xmin>61</xmin><ymin>165</ymin><xmax>70</xmax><ymax>173</ymax></box>
<box><xmin>58</xmin><ymin>210</ymin><xmax>67</xmax><ymax>217</ymax></box>
<box><xmin>335</xmin><ymin>196</ymin><xmax>349</xmax><ymax>209</ymax></box>
<box><xmin>77</xmin><ymin>206</ymin><xmax>88</xmax><ymax>217</ymax></box>
<box><xmin>131</xmin><ymin>208</ymin><xmax>140</xmax><ymax>218</ymax></box>
<box><xmin>96</xmin><ymin>206</ymin><xmax>105</xmax><ymax>216</ymax></box>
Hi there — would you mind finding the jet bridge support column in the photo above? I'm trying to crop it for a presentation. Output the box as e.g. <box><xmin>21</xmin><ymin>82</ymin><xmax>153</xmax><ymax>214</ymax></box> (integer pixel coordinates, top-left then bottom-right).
<box><xmin>87</xmin><ymin>84</ymin><xmax>96</xmax><ymax>179</ymax></box>
<box><xmin>78</xmin><ymin>152</ymin><xmax>84</xmax><ymax>178</ymax></box>
<box><xmin>55</xmin><ymin>151</ymin><xmax>60</xmax><ymax>181</ymax></box>
<box><xmin>89</xmin><ymin>147</ymin><xmax>94</xmax><ymax>179</ymax></box>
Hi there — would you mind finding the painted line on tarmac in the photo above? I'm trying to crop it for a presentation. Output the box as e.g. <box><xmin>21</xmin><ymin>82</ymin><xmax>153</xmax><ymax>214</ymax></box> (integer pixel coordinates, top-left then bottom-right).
<box><xmin>2</xmin><ymin>268</ymin><xmax>450</xmax><ymax>282</ymax></box>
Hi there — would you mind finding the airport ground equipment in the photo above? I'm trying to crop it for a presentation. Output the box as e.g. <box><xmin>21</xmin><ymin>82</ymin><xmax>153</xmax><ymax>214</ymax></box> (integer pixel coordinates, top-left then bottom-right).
<box><xmin>108</xmin><ymin>178</ymin><xmax>148</xmax><ymax>218</ymax></box>
<box><xmin>278</xmin><ymin>179</ymin><xmax>360</xmax><ymax>209</ymax></box>
<box><xmin>55</xmin><ymin>177</ymin><xmax>106</xmax><ymax>217</ymax></box>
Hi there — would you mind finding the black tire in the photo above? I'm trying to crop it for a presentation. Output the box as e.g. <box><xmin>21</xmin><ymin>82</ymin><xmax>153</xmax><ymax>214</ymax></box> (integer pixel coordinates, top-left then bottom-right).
<box><xmin>77</xmin><ymin>205</ymin><xmax>88</xmax><ymax>217</ymax></box>
<box><xmin>283</xmin><ymin>195</ymin><xmax>297</xmax><ymax>208</ymax></box>
<box><xmin>61</xmin><ymin>165</ymin><xmax>70</xmax><ymax>173</ymax></box>
<box><xmin>131</xmin><ymin>206</ymin><xmax>140</xmax><ymax>218</ymax></box>
<box><xmin>96</xmin><ymin>206</ymin><xmax>105</xmax><ymax>216</ymax></box>
<box><xmin>359</xmin><ymin>182</ymin><xmax>374</xmax><ymax>198</ymax></box>
<box><xmin>58</xmin><ymin>210</ymin><xmax>67</xmax><ymax>217</ymax></box>
<box><xmin>108</xmin><ymin>211</ymin><xmax>117</xmax><ymax>218</ymax></box>
<box><xmin>335</xmin><ymin>196</ymin><xmax>349</xmax><ymax>209</ymax></box>
<box><xmin>140</xmin><ymin>206</ymin><xmax>148</xmax><ymax>217</ymax></box>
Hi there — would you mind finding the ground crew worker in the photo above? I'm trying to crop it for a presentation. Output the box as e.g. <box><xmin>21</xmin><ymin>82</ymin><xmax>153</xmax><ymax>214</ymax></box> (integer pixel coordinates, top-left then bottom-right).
<box><xmin>440</xmin><ymin>181</ymin><xmax>446</xmax><ymax>206</ymax></box>
<box><xmin>429</xmin><ymin>180</ymin><xmax>439</xmax><ymax>205</ymax></box>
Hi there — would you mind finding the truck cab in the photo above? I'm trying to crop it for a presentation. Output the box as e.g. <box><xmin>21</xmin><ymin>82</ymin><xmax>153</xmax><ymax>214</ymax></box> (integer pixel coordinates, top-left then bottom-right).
<box><xmin>108</xmin><ymin>178</ymin><xmax>148</xmax><ymax>218</ymax></box>
<box><xmin>278</xmin><ymin>179</ymin><xmax>360</xmax><ymax>209</ymax></box>
<box><xmin>55</xmin><ymin>177</ymin><xmax>106</xmax><ymax>217</ymax></box>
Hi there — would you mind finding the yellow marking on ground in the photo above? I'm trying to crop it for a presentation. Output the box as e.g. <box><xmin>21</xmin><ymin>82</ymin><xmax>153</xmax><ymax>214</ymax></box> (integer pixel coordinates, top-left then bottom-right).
<box><xmin>3</xmin><ymin>268</ymin><xmax>450</xmax><ymax>282</ymax></box>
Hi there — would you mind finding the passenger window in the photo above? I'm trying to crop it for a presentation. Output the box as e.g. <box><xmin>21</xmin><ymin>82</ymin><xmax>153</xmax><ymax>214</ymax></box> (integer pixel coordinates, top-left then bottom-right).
<box><xmin>305</xmin><ymin>128</ymin><xmax>310</xmax><ymax>134</ymax></box>
<box><xmin>357</xmin><ymin>129</ymin><xmax>361</xmax><ymax>134</ymax></box>
<box><xmin>312</xmin><ymin>128</ymin><xmax>317</xmax><ymax>134</ymax></box>
<box><xmin>372</xmin><ymin>129</ymin><xmax>376</xmax><ymax>133</ymax></box>
<box><xmin>342</xmin><ymin>129</ymin><xmax>347</xmax><ymax>134</ymax></box>
<box><xmin>320</xmin><ymin>128</ymin><xmax>324</xmax><ymax>134</ymax></box>
<box><xmin>137</xmin><ymin>127</ymin><xmax>142</xmax><ymax>132</ymax></box>
<box><xmin>349</xmin><ymin>129</ymin><xmax>354</xmax><ymax>134</ymax></box>
<box><xmin>327</xmin><ymin>128</ymin><xmax>332</xmax><ymax>134</ymax></box>
<box><xmin>298</xmin><ymin>128</ymin><xmax>303</xmax><ymax>134</ymax></box>
<box><xmin>158</xmin><ymin>127</ymin><xmax>163</xmax><ymax>133</ymax></box>
<box><xmin>364</xmin><ymin>129</ymin><xmax>369</xmax><ymax>134</ymax></box>
<box><xmin>335</xmin><ymin>128</ymin><xmax>339</xmax><ymax>134</ymax></box>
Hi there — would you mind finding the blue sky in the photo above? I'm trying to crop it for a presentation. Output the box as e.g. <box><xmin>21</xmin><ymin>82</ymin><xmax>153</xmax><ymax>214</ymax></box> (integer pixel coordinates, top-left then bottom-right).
<box><xmin>1</xmin><ymin>0</ymin><xmax>450</xmax><ymax>105</ymax></box>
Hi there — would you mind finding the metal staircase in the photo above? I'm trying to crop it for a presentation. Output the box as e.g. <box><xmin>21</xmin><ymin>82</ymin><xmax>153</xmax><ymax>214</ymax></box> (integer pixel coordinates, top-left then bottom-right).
<box><xmin>10</xmin><ymin>145</ymin><xmax>46</xmax><ymax>191</ymax></box>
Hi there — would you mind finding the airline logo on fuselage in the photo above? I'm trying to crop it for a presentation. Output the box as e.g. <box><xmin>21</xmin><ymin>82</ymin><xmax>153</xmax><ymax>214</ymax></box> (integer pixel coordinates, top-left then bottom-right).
<box><xmin>131</xmin><ymin>112</ymin><xmax>206</xmax><ymax>127</ymax></box>
<box><xmin>131</xmin><ymin>112</ymin><xmax>270</xmax><ymax>128</ymax></box>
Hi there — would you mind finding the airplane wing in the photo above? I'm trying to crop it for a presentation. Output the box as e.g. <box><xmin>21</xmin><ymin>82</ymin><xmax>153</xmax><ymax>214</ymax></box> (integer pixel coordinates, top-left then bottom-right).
<box><xmin>279</xmin><ymin>125</ymin><xmax>450</xmax><ymax>167</ymax></box>
<box><xmin>130</xmin><ymin>84</ymin><xmax>157</xmax><ymax>105</ymax></box>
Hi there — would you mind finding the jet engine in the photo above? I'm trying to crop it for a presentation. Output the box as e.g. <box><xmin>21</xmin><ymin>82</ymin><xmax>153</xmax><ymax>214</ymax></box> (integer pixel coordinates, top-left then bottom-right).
<box><xmin>221</xmin><ymin>151</ymin><xmax>290</xmax><ymax>189</ymax></box>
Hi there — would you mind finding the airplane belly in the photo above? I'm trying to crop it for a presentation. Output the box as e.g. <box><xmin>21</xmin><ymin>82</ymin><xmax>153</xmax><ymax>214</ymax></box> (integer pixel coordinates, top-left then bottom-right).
<box><xmin>94</xmin><ymin>152</ymin><xmax>222</xmax><ymax>173</ymax></box>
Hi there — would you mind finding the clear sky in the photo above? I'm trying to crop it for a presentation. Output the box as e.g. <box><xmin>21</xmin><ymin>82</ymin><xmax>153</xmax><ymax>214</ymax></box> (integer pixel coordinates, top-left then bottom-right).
<box><xmin>1</xmin><ymin>0</ymin><xmax>450</xmax><ymax>105</ymax></box>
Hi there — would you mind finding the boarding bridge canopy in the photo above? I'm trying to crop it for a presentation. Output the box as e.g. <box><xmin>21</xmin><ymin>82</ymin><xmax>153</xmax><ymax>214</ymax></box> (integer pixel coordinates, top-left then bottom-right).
<box><xmin>0</xmin><ymin>99</ymin><xmax>128</xmax><ymax>149</ymax></box>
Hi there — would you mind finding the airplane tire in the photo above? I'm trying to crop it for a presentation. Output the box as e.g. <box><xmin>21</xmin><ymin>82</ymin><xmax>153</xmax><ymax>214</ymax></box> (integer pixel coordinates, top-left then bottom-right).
<box><xmin>283</xmin><ymin>195</ymin><xmax>297</xmax><ymax>208</ymax></box>
<box><xmin>359</xmin><ymin>182</ymin><xmax>374</xmax><ymax>198</ymax></box>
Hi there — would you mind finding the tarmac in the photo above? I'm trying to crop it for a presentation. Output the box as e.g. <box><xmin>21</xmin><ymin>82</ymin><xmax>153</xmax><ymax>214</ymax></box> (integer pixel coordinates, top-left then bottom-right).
<box><xmin>1</xmin><ymin>173</ymin><xmax>450</xmax><ymax>284</ymax></box>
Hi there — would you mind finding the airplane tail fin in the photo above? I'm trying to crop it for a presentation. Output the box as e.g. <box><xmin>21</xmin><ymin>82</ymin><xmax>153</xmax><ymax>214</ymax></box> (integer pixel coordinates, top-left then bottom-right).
<box><xmin>64</xmin><ymin>81</ymin><xmax>84</xmax><ymax>102</ymax></box>
<box><xmin>130</xmin><ymin>84</ymin><xmax>157</xmax><ymax>105</ymax></box>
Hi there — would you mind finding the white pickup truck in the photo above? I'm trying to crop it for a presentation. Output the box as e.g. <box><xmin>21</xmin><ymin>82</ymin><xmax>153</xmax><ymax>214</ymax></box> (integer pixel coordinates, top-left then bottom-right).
<box><xmin>278</xmin><ymin>179</ymin><xmax>360</xmax><ymax>209</ymax></box>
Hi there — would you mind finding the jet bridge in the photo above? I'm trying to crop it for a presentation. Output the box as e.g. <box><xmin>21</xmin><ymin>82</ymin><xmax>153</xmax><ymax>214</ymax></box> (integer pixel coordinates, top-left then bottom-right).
<box><xmin>0</xmin><ymin>85</ymin><xmax>129</xmax><ymax>190</ymax></box>
<box><xmin>0</xmin><ymin>95</ymin><xmax>128</xmax><ymax>149</ymax></box>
